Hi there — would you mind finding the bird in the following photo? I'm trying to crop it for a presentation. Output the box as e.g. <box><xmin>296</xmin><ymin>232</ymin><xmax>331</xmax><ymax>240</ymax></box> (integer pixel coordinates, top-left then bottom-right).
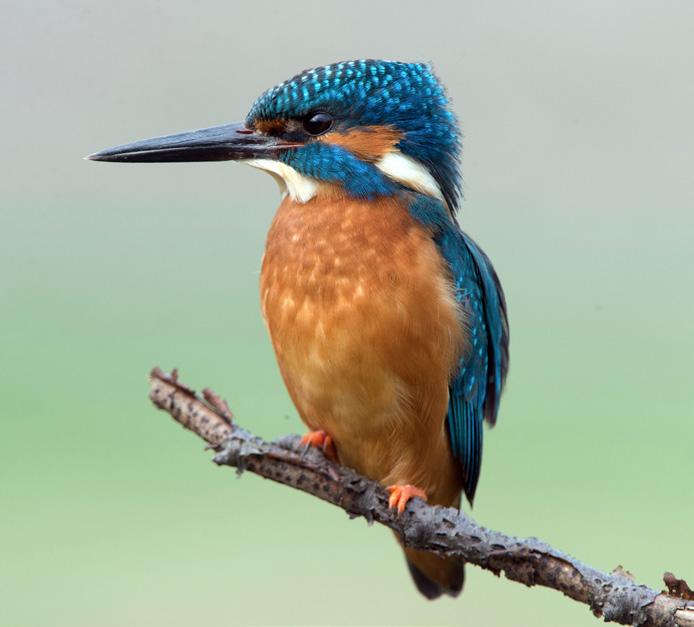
<box><xmin>89</xmin><ymin>59</ymin><xmax>509</xmax><ymax>600</ymax></box>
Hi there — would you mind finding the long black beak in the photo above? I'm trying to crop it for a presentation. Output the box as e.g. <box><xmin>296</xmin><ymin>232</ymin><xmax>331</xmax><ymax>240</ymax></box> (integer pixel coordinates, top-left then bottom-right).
<box><xmin>87</xmin><ymin>121</ymin><xmax>299</xmax><ymax>163</ymax></box>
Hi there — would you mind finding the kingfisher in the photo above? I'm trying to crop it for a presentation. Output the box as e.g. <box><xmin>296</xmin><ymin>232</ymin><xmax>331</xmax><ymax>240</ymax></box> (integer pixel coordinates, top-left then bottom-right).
<box><xmin>89</xmin><ymin>59</ymin><xmax>509</xmax><ymax>600</ymax></box>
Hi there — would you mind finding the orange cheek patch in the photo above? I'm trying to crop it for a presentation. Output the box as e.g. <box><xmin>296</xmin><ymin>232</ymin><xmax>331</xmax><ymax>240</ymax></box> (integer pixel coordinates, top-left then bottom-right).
<box><xmin>321</xmin><ymin>126</ymin><xmax>402</xmax><ymax>162</ymax></box>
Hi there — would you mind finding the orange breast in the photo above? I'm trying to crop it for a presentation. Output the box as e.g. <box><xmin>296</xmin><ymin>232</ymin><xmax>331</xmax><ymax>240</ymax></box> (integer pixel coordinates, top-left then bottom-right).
<box><xmin>260</xmin><ymin>193</ymin><xmax>466</xmax><ymax>505</ymax></box>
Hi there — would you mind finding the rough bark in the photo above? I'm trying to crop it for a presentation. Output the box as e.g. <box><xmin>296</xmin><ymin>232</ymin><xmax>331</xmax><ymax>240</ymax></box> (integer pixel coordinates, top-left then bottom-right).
<box><xmin>148</xmin><ymin>367</ymin><xmax>694</xmax><ymax>627</ymax></box>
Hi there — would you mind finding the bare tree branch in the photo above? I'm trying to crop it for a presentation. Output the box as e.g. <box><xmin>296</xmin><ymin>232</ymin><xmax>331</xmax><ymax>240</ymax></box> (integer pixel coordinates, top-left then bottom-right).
<box><xmin>148</xmin><ymin>367</ymin><xmax>694</xmax><ymax>627</ymax></box>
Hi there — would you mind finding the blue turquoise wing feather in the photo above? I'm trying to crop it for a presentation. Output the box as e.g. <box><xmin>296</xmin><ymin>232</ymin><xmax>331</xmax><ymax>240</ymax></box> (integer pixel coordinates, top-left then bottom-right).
<box><xmin>459</xmin><ymin>232</ymin><xmax>509</xmax><ymax>425</ymax></box>
<box><xmin>441</xmin><ymin>229</ymin><xmax>508</xmax><ymax>503</ymax></box>
<box><xmin>409</xmin><ymin>194</ymin><xmax>509</xmax><ymax>504</ymax></box>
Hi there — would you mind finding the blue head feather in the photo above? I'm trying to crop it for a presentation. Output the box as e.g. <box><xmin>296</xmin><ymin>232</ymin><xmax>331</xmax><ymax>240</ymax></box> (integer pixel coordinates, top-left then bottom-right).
<box><xmin>246</xmin><ymin>60</ymin><xmax>462</xmax><ymax>210</ymax></box>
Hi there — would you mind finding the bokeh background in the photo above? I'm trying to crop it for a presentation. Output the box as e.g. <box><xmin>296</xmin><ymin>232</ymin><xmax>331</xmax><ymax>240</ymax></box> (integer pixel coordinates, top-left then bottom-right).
<box><xmin>2</xmin><ymin>1</ymin><xmax>693</xmax><ymax>626</ymax></box>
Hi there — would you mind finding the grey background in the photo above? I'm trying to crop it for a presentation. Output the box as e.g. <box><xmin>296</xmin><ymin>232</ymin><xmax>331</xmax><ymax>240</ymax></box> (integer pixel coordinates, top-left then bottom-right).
<box><xmin>2</xmin><ymin>2</ymin><xmax>693</xmax><ymax>626</ymax></box>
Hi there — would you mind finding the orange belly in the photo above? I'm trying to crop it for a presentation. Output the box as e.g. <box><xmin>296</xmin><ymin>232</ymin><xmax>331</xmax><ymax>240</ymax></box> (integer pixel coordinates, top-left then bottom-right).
<box><xmin>260</xmin><ymin>193</ymin><xmax>466</xmax><ymax>506</ymax></box>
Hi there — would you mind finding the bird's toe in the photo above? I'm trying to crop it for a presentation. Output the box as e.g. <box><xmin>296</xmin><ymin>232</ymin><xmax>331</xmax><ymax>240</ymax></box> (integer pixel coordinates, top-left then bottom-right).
<box><xmin>300</xmin><ymin>429</ymin><xmax>338</xmax><ymax>462</ymax></box>
<box><xmin>386</xmin><ymin>484</ymin><xmax>428</xmax><ymax>514</ymax></box>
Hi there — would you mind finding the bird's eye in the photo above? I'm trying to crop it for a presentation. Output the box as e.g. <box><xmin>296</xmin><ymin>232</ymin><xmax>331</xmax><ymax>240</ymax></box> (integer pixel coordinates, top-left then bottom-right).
<box><xmin>303</xmin><ymin>112</ymin><xmax>333</xmax><ymax>136</ymax></box>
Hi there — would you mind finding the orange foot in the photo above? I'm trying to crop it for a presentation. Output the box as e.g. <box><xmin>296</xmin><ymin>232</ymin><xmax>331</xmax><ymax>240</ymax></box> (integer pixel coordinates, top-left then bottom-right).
<box><xmin>386</xmin><ymin>484</ymin><xmax>428</xmax><ymax>514</ymax></box>
<box><xmin>300</xmin><ymin>430</ymin><xmax>338</xmax><ymax>462</ymax></box>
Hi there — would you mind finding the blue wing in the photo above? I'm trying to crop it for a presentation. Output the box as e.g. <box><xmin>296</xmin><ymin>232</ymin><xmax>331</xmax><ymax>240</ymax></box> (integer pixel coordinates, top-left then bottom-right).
<box><xmin>409</xmin><ymin>195</ymin><xmax>509</xmax><ymax>504</ymax></box>
<box><xmin>443</xmin><ymin>231</ymin><xmax>509</xmax><ymax>503</ymax></box>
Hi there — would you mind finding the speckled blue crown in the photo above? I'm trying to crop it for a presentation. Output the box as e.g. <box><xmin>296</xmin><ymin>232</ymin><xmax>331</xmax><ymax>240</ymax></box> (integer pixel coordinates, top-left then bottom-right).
<box><xmin>247</xmin><ymin>59</ymin><xmax>462</xmax><ymax>210</ymax></box>
<box><xmin>248</xmin><ymin>60</ymin><xmax>447</xmax><ymax>121</ymax></box>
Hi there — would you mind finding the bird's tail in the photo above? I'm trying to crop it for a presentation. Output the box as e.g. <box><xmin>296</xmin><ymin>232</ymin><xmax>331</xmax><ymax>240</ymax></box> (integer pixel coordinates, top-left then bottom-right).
<box><xmin>403</xmin><ymin>546</ymin><xmax>465</xmax><ymax>600</ymax></box>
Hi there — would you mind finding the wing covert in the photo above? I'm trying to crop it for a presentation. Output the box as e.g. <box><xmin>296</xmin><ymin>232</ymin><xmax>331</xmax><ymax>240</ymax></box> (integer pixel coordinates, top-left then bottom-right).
<box><xmin>408</xmin><ymin>194</ymin><xmax>509</xmax><ymax>504</ymax></box>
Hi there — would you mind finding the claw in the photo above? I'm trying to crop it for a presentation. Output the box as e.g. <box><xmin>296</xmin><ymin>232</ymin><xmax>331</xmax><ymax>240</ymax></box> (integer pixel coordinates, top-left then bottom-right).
<box><xmin>300</xmin><ymin>429</ymin><xmax>338</xmax><ymax>462</ymax></box>
<box><xmin>386</xmin><ymin>484</ymin><xmax>428</xmax><ymax>514</ymax></box>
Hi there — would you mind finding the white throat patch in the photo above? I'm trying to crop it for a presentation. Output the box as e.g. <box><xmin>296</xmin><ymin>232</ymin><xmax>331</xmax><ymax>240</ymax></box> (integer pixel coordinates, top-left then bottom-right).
<box><xmin>245</xmin><ymin>159</ymin><xmax>318</xmax><ymax>203</ymax></box>
<box><xmin>375</xmin><ymin>150</ymin><xmax>445</xmax><ymax>202</ymax></box>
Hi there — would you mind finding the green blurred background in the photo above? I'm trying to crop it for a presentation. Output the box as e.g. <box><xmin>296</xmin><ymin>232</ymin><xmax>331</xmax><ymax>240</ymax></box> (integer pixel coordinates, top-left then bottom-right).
<box><xmin>2</xmin><ymin>1</ymin><xmax>692</xmax><ymax>625</ymax></box>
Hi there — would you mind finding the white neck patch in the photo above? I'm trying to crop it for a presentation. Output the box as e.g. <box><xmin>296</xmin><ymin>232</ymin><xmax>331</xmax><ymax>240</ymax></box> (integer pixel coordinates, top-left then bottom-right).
<box><xmin>245</xmin><ymin>159</ymin><xmax>318</xmax><ymax>203</ymax></box>
<box><xmin>375</xmin><ymin>150</ymin><xmax>445</xmax><ymax>202</ymax></box>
